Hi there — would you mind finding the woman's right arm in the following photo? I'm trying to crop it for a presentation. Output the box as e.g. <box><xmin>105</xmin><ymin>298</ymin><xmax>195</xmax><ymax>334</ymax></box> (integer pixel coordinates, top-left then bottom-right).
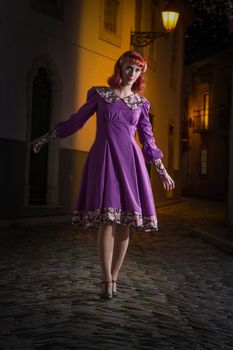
<box><xmin>55</xmin><ymin>87</ymin><xmax>98</xmax><ymax>138</ymax></box>
<box><xmin>31</xmin><ymin>87</ymin><xmax>98</xmax><ymax>153</ymax></box>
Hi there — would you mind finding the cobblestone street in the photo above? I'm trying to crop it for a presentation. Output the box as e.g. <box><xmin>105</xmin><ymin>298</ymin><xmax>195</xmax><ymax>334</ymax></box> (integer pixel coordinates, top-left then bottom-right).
<box><xmin>0</xmin><ymin>198</ymin><xmax>233</xmax><ymax>350</ymax></box>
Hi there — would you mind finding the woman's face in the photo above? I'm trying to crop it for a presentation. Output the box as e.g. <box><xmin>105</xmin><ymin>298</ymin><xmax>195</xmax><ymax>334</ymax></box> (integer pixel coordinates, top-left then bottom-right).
<box><xmin>121</xmin><ymin>61</ymin><xmax>142</xmax><ymax>87</ymax></box>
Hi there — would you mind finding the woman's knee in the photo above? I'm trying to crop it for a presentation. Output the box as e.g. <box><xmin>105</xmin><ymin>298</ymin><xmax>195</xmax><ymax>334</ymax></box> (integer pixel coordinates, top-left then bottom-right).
<box><xmin>99</xmin><ymin>222</ymin><xmax>116</xmax><ymax>235</ymax></box>
<box><xmin>116</xmin><ymin>223</ymin><xmax>129</xmax><ymax>238</ymax></box>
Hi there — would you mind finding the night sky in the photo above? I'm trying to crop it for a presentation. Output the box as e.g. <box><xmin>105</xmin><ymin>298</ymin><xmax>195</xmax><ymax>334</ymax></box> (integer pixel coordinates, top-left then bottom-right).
<box><xmin>185</xmin><ymin>0</ymin><xmax>233</xmax><ymax>63</ymax></box>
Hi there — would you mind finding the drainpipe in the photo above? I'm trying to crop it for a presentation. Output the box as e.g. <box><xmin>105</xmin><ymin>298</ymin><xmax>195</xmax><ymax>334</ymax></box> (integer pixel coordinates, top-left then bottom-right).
<box><xmin>228</xmin><ymin>64</ymin><xmax>233</xmax><ymax>229</ymax></box>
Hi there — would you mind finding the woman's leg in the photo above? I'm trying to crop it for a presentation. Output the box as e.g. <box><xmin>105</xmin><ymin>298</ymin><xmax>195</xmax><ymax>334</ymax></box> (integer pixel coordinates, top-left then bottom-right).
<box><xmin>97</xmin><ymin>222</ymin><xmax>116</xmax><ymax>294</ymax></box>
<box><xmin>111</xmin><ymin>224</ymin><xmax>130</xmax><ymax>285</ymax></box>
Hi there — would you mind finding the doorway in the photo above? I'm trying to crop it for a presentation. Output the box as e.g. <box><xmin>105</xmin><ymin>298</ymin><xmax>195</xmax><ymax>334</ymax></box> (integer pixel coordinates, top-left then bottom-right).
<box><xmin>167</xmin><ymin>124</ymin><xmax>175</xmax><ymax>198</ymax></box>
<box><xmin>29</xmin><ymin>67</ymin><xmax>51</xmax><ymax>205</ymax></box>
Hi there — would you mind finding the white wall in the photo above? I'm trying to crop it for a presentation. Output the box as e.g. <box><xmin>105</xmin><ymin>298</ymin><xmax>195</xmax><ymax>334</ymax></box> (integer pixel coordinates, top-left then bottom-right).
<box><xmin>0</xmin><ymin>0</ymin><xmax>135</xmax><ymax>152</ymax></box>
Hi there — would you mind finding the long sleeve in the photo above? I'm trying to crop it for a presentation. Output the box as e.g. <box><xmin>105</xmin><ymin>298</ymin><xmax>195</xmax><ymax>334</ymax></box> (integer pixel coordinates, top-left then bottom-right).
<box><xmin>55</xmin><ymin>87</ymin><xmax>98</xmax><ymax>139</ymax></box>
<box><xmin>137</xmin><ymin>99</ymin><xmax>163</xmax><ymax>163</ymax></box>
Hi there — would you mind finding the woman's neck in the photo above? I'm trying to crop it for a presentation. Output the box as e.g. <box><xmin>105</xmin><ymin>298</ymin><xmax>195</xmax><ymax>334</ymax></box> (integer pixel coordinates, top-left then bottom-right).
<box><xmin>114</xmin><ymin>86</ymin><xmax>134</xmax><ymax>99</ymax></box>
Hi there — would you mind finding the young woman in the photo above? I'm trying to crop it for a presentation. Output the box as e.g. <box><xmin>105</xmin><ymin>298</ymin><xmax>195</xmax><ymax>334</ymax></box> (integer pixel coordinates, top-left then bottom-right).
<box><xmin>31</xmin><ymin>51</ymin><xmax>175</xmax><ymax>300</ymax></box>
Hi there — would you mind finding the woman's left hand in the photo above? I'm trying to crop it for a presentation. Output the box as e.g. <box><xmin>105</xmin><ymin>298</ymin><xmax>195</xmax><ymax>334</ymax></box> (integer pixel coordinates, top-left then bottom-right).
<box><xmin>159</xmin><ymin>171</ymin><xmax>175</xmax><ymax>191</ymax></box>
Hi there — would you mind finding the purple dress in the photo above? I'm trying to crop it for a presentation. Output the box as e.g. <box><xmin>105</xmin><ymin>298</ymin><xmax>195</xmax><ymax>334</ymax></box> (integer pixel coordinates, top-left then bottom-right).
<box><xmin>55</xmin><ymin>86</ymin><xmax>163</xmax><ymax>232</ymax></box>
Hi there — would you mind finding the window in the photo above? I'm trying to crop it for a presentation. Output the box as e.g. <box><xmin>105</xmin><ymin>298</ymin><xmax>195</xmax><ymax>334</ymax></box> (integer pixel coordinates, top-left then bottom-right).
<box><xmin>31</xmin><ymin>0</ymin><xmax>64</xmax><ymax>20</ymax></box>
<box><xmin>99</xmin><ymin>0</ymin><xmax>121</xmax><ymax>46</ymax></box>
<box><xmin>202</xmin><ymin>93</ymin><xmax>209</xmax><ymax>129</ymax></box>
<box><xmin>104</xmin><ymin>0</ymin><xmax>119</xmax><ymax>33</ymax></box>
<box><xmin>200</xmin><ymin>149</ymin><xmax>208</xmax><ymax>175</ymax></box>
<box><xmin>193</xmin><ymin>89</ymin><xmax>210</xmax><ymax>132</ymax></box>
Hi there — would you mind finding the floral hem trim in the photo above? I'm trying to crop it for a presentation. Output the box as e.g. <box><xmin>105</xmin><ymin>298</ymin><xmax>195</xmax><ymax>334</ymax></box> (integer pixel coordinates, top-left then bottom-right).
<box><xmin>72</xmin><ymin>207</ymin><xmax>158</xmax><ymax>232</ymax></box>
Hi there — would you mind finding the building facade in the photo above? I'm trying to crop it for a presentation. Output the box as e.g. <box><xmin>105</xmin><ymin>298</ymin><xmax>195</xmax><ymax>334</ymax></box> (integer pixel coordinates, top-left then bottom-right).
<box><xmin>0</xmin><ymin>0</ymin><xmax>191</xmax><ymax>219</ymax></box>
<box><xmin>182</xmin><ymin>48</ymin><xmax>233</xmax><ymax>200</ymax></box>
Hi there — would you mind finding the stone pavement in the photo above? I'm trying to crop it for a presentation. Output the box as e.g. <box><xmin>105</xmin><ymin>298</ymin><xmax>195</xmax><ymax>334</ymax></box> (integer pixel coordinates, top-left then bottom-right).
<box><xmin>0</xmin><ymin>198</ymin><xmax>233</xmax><ymax>350</ymax></box>
<box><xmin>158</xmin><ymin>197</ymin><xmax>233</xmax><ymax>255</ymax></box>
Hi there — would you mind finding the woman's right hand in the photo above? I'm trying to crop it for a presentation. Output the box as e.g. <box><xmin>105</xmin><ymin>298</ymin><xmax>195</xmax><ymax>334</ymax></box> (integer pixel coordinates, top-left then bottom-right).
<box><xmin>31</xmin><ymin>130</ymin><xmax>57</xmax><ymax>154</ymax></box>
<box><xmin>31</xmin><ymin>137</ymin><xmax>45</xmax><ymax>153</ymax></box>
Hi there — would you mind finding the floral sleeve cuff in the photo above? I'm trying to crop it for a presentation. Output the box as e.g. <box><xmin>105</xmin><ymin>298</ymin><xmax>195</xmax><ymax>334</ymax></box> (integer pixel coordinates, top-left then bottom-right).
<box><xmin>31</xmin><ymin>129</ymin><xmax>57</xmax><ymax>154</ymax></box>
<box><xmin>150</xmin><ymin>159</ymin><xmax>167</xmax><ymax>176</ymax></box>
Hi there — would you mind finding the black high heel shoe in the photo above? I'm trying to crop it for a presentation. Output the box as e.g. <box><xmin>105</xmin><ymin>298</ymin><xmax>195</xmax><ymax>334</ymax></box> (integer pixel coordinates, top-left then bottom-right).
<box><xmin>112</xmin><ymin>280</ymin><xmax>118</xmax><ymax>297</ymax></box>
<box><xmin>100</xmin><ymin>281</ymin><xmax>113</xmax><ymax>300</ymax></box>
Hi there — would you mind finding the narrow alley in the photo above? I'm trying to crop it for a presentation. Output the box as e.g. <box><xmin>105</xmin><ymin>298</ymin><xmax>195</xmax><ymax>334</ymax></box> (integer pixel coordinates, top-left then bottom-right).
<box><xmin>0</xmin><ymin>198</ymin><xmax>232</xmax><ymax>350</ymax></box>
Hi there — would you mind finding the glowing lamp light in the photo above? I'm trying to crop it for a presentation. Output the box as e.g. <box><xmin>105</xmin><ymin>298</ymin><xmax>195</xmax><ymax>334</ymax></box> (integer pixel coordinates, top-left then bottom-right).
<box><xmin>131</xmin><ymin>9</ymin><xmax>180</xmax><ymax>47</ymax></box>
<box><xmin>162</xmin><ymin>11</ymin><xmax>179</xmax><ymax>32</ymax></box>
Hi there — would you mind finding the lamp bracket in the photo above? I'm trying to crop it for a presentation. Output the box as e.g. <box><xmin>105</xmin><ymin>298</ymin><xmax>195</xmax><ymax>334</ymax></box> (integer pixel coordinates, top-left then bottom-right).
<box><xmin>131</xmin><ymin>31</ymin><xmax>169</xmax><ymax>47</ymax></box>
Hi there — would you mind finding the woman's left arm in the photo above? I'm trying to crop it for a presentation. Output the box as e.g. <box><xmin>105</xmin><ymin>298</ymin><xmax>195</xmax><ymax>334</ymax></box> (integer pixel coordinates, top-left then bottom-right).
<box><xmin>152</xmin><ymin>158</ymin><xmax>175</xmax><ymax>191</ymax></box>
<box><xmin>137</xmin><ymin>99</ymin><xmax>175</xmax><ymax>191</ymax></box>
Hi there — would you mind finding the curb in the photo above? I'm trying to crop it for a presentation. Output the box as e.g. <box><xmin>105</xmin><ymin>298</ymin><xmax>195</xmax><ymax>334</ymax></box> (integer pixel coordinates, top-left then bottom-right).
<box><xmin>193</xmin><ymin>226</ymin><xmax>233</xmax><ymax>255</ymax></box>
<box><xmin>157</xmin><ymin>198</ymin><xmax>185</xmax><ymax>208</ymax></box>
<box><xmin>0</xmin><ymin>215</ymin><xmax>73</xmax><ymax>229</ymax></box>
<box><xmin>0</xmin><ymin>199</ymin><xmax>185</xmax><ymax>229</ymax></box>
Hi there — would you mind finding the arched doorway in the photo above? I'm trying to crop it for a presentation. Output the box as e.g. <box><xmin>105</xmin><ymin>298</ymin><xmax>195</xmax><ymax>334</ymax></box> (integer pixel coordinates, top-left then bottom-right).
<box><xmin>29</xmin><ymin>67</ymin><xmax>51</xmax><ymax>204</ymax></box>
<box><xmin>26</xmin><ymin>54</ymin><xmax>62</xmax><ymax>209</ymax></box>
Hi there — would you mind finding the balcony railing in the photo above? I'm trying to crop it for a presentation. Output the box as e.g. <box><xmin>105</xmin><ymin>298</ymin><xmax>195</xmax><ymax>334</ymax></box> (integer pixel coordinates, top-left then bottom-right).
<box><xmin>193</xmin><ymin>109</ymin><xmax>210</xmax><ymax>133</ymax></box>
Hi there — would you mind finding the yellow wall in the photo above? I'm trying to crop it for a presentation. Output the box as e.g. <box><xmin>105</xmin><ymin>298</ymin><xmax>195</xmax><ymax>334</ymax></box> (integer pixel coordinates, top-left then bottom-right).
<box><xmin>60</xmin><ymin>0</ymin><xmax>135</xmax><ymax>151</ymax></box>
<box><xmin>60</xmin><ymin>0</ymin><xmax>184</xmax><ymax>170</ymax></box>
<box><xmin>58</xmin><ymin>0</ymin><xmax>189</xmax><ymax>202</ymax></box>
<box><xmin>132</xmin><ymin>0</ymin><xmax>184</xmax><ymax>174</ymax></box>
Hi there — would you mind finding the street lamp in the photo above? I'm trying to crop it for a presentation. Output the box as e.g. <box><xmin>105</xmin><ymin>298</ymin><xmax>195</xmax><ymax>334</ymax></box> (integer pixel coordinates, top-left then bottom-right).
<box><xmin>131</xmin><ymin>10</ymin><xmax>179</xmax><ymax>47</ymax></box>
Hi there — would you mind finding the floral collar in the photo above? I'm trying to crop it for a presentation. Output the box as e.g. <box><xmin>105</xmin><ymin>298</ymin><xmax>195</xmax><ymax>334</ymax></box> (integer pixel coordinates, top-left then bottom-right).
<box><xmin>95</xmin><ymin>86</ymin><xmax>146</xmax><ymax>109</ymax></box>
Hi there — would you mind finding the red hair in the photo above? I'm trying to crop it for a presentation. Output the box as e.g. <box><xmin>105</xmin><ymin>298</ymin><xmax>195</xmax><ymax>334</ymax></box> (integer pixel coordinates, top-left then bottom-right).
<box><xmin>108</xmin><ymin>51</ymin><xmax>147</xmax><ymax>93</ymax></box>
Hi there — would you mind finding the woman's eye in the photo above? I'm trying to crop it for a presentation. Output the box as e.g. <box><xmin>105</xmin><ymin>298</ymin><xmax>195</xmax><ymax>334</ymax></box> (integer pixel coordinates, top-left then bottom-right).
<box><xmin>125</xmin><ymin>65</ymin><xmax>141</xmax><ymax>74</ymax></box>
